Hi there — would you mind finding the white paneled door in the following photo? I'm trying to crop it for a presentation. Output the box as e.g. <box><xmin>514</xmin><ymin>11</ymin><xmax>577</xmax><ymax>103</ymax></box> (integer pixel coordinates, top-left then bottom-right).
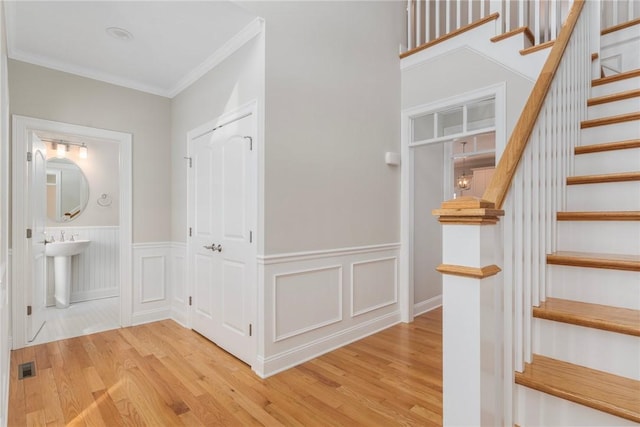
<box><xmin>28</xmin><ymin>133</ymin><xmax>47</xmax><ymax>342</ymax></box>
<box><xmin>188</xmin><ymin>113</ymin><xmax>256</xmax><ymax>366</ymax></box>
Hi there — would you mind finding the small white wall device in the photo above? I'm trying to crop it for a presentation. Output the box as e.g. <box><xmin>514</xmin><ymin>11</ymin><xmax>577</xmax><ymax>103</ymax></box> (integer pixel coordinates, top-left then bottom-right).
<box><xmin>385</xmin><ymin>152</ymin><xmax>400</xmax><ymax>166</ymax></box>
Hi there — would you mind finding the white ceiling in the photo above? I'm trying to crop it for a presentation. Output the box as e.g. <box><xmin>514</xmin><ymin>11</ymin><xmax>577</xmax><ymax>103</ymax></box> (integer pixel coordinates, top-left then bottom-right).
<box><xmin>4</xmin><ymin>1</ymin><xmax>258</xmax><ymax>98</ymax></box>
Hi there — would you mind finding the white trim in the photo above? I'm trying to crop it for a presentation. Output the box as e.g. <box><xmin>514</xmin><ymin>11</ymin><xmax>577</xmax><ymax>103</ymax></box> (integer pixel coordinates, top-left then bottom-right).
<box><xmin>131</xmin><ymin>307</ymin><xmax>171</xmax><ymax>326</ymax></box>
<box><xmin>68</xmin><ymin>288</ymin><xmax>118</xmax><ymax>305</ymax></box>
<box><xmin>254</xmin><ymin>310</ymin><xmax>401</xmax><ymax>378</ymax></box>
<box><xmin>132</xmin><ymin>241</ymin><xmax>173</xmax><ymax>250</ymax></box>
<box><xmin>11</xmin><ymin>115</ymin><xmax>132</xmax><ymax>349</ymax></box>
<box><xmin>350</xmin><ymin>256</ymin><xmax>398</xmax><ymax>318</ymax></box>
<box><xmin>414</xmin><ymin>295</ymin><xmax>443</xmax><ymax>316</ymax></box>
<box><xmin>167</xmin><ymin>18</ymin><xmax>264</xmax><ymax>98</ymax></box>
<box><xmin>259</xmin><ymin>242</ymin><xmax>401</xmax><ymax>265</ymax></box>
<box><xmin>273</xmin><ymin>265</ymin><xmax>343</xmax><ymax>342</ymax></box>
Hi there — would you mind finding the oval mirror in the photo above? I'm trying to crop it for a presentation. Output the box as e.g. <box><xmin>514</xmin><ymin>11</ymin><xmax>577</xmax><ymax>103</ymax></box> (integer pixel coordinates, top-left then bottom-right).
<box><xmin>46</xmin><ymin>158</ymin><xmax>90</xmax><ymax>222</ymax></box>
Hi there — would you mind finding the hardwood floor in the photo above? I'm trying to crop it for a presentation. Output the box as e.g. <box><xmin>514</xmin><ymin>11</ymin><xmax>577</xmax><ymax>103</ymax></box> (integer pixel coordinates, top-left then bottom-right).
<box><xmin>9</xmin><ymin>308</ymin><xmax>443</xmax><ymax>426</ymax></box>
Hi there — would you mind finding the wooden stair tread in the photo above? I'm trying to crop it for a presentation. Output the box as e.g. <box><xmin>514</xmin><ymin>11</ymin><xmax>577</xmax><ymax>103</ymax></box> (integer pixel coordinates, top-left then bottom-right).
<box><xmin>557</xmin><ymin>211</ymin><xmax>640</xmax><ymax>221</ymax></box>
<box><xmin>567</xmin><ymin>172</ymin><xmax>640</xmax><ymax>185</ymax></box>
<box><xmin>516</xmin><ymin>354</ymin><xmax>640</xmax><ymax>423</ymax></box>
<box><xmin>547</xmin><ymin>251</ymin><xmax>640</xmax><ymax>271</ymax></box>
<box><xmin>534</xmin><ymin>297</ymin><xmax>640</xmax><ymax>336</ymax></box>
<box><xmin>592</xmin><ymin>69</ymin><xmax>640</xmax><ymax>87</ymax></box>
<box><xmin>575</xmin><ymin>139</ymin><xmax>640</xmax><ymax>154</ymax></box>
<box><xmin>490</xmin><ymin>26</ymin><xmax>534</xmax><ymax>45</ymax></box>
<box><xmin>581</xmin><ymin>112</ymin><xmax>640</xmax><ymax>129</ymax></box>
<box><xmin>587</xmin><ymin>89</ymin><xmax>640</xmax><ymax>106</ymax></box>
<box><xmin>520</xmin><ymin>39</ymin><xmax>554</xmax><ymax>56</ymax></box>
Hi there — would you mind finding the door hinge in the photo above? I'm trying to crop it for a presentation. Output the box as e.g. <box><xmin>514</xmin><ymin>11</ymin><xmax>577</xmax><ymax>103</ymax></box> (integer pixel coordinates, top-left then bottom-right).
<box><xmin>249</xmin><ymin>230</ymin><xmax>252</xmax><ymax>243</ymax></box>
<box><xmin>249</xmin><ymin>323</ymin><xmax>252</xmax><ymax>337</ymax></box>
<box><xmin>26</xmin><ymin>152</ymin><xmax>32</xmax><ymax>162</ymax></box>
<box><xmin>189</xmin><ymin>296</ymin><xmax>192</xmax><ymax>306</ymax></box>
<box><xmin>184</xmin><ymin>156</ymin><xmax>192</xmax><ymax>168</ymax></box>
<box><xmin>26</xmin><ymin>228</ymin><xmax>32</xmax><ymax>239</ymax></box>
<box><xmin>244</xmin><ymin>136</ymin><xmax>253</xmax><ymax>151</ymax></box>
<box><xmin>189</xmin><ymin>227</ymin><xmax>192</xmax><ymax>237</ymax></box>
<box><xmin>27</xmin><ymin>305</ymin><xmax>32</xmax><ymax>316</ymax></box>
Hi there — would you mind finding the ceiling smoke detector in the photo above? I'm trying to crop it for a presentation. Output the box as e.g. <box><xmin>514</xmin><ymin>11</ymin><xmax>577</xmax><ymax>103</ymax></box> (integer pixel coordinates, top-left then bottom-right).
<box><xmin>105</xmin><ymin>27</ymin><xmax>133</xmax><ymax>42</ymax></box>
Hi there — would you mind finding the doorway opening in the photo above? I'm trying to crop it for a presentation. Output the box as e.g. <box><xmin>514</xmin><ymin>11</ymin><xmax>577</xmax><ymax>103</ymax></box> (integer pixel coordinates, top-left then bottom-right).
<box><xmin>11</xmin><ymin>116</ymin><xmax>132</xmax><ymax>349</ymax></box>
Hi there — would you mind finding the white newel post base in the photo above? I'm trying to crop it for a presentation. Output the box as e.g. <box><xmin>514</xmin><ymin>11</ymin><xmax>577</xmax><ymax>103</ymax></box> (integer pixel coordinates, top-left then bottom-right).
<box><xmin>433</xmin><ymin>197</ymin><xmax>504</xmax><ymax>426</ymax></box>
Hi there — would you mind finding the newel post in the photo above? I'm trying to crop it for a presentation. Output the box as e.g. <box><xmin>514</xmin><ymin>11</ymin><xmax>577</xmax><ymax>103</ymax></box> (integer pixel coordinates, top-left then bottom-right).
<box><xmin>432</xmin><ymin>197</ymin><xmax>505</xmax><ymax>426</ymax></box>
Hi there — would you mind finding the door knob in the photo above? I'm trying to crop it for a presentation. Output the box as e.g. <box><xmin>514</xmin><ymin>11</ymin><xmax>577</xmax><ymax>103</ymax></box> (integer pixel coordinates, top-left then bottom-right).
<box><xmin>203</xmin><ymin>243</ymin><xmax>223</xmax><ymax>252</ymax></box>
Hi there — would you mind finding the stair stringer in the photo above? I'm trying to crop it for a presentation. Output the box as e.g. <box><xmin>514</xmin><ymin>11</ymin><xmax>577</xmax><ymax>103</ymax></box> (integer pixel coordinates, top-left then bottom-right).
<box><xmin>400</xmin><ymin>16</ymin><xmax>549</xmax><ymax>81</ymax></box>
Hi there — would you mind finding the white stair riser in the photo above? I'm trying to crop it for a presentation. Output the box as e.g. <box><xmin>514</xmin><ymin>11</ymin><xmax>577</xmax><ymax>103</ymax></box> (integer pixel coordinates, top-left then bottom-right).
<box><xmin>566</xmin><ymin>181</ymin><xmax>640</xmax><ymax>211</ymax></box>
<box><xmin>587</xmin><ymin>97</ymin><xmax>640</xmax><ymax>119</ymax></box>
<box><xmin>533</xmin><ymin>318</ymin><xmax>640</xmax><ymax>380</ymax></box>
<box><xmin>515</xmin><ymin>385</ymin><xmax>639</xmax><ymax>426</ymax></box>
<box><xmin>557</xmin><ymin>221</ymin><xmax>640</xmax><ymax>254</ymax></box>
<box><xmin>574</xmin><ymin>148</ymin><xmax>640</xmax><ymax>175</ymax></box>
<box><xmin>592</xmin><ymin>76</ymin><xmax>640</xmax><ymax>98</ymax></box>
<box><xmin>580</xmin><ymin>120</ymin><xmax>640</xmax><ymax>145</ymax></box>
<box><xmin>547</xmin><ymin>265</ymin><xmax>640</xmax><ymax>310</ymax></box>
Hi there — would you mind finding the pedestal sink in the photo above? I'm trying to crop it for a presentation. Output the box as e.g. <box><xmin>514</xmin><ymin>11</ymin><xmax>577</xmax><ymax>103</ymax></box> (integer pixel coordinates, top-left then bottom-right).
<box><xmin>45</xmin><ymin>240</ymin><xmax>90</xmax><ymax>308</ymax></box>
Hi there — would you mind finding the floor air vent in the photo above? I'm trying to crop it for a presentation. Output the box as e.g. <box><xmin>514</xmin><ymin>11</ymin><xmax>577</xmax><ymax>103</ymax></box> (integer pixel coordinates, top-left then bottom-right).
<box><xmin>18</xmin><ymin>361</ymin><xmax>35</xmax><ymax>379</ymax></box>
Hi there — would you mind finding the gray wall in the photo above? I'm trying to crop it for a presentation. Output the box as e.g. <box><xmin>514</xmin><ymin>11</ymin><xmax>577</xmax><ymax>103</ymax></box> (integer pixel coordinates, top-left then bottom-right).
<box><xmin>402</xmin><ymin>46</ymin><xmax>534</xmax><ymax>307</ymax></box>
<box><xmin>170</xmin><ymin>35</ymin><xmax>264</xmax><ymax>246</ymax></box>
<box><xmin>413</xmin><ymin>143</ymin><xmax>444</xmax><ymax>304</ymax></box>
<box><xmin>8</xmin><ymin>59</ymin><xmax>172</xmax><ymax>243</ymax></box>
<box><xmin>245</xmin><ymin>1</ymin><xmax>405</xmax><ymax>254</ymax></box>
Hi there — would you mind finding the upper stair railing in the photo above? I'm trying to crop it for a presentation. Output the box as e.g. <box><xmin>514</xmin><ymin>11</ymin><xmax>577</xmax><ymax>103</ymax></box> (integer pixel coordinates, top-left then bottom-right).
<box><xmin>404</xmin><ymin>1</ymin><xmax>634</xmax><ymax>57</ymax></box>
<box><xmin>405</xmin><ymin>0</ymin><xmax>572</xmax><ymax>52</ymax></box>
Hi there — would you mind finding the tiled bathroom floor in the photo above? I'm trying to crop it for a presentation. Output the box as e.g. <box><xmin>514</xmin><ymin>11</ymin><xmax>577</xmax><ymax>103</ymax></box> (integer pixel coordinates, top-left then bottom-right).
<box><xmin>29</xmin><ymin>296</ymin><xmax>120</xmax><ymax>345</ymax></box>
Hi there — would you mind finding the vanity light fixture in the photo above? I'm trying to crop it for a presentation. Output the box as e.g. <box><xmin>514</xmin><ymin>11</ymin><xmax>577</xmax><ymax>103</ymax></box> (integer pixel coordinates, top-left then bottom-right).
<box><xmin>79</xmin><ymin>143</ymin><xmax>88</xmax><ymax>159</ymax></box>
<box><xmin>45</xmin><ymin>139</ymin><xmax>88</xmax><ymax>159</ymax></box>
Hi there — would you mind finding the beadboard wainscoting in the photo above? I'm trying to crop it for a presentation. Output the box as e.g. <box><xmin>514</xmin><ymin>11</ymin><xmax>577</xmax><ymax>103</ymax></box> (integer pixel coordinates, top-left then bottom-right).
<box><xmin>255</xmin><ymin>243</ymin><xmax>401</xmax><ymax>378</ymax></box>
<box><xmin>132</xmin><ymin>242</ymin><xmax>173</xmax><ymax>325</ymax></box>
<box><xmin>45</xmin><ymin>226</ymin><xmax>119</xmax><ymax>306</ymax></box>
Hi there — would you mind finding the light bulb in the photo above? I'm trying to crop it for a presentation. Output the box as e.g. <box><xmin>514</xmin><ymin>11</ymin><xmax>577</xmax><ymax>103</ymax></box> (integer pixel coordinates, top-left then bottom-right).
<box><xmin>79</xmin><ymin>144</ymin><xmax>88</xmax><ymax>159</ymax></box>
<box><xmin>57</xmin><ymin>143</ymin><xmax>67</xmax><ymax>158</ymax></box>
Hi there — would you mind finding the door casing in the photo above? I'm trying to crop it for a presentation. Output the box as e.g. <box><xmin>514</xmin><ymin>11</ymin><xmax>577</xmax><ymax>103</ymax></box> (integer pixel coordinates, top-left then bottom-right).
<box><xmin>11</xmin><ymin>115</ymin><xmax>132</xmax><ymax>349</ymax></box>
<box><xmin>186</xmin><ymin>101</ymin><xmax>259</xmax><ymax>367</ymax></box>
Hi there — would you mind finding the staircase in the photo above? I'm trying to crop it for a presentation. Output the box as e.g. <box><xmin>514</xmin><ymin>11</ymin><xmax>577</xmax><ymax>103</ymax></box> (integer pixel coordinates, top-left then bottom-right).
<box><xmin>514</xmin><ymin>21</ymin><xmax>640</xmax><ymax>426</ymax></box>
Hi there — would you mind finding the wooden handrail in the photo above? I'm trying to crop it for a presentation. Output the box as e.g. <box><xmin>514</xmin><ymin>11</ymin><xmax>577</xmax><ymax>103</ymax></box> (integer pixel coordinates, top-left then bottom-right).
<box><xmin>481</xmin><ymin>0</ymin><xmax>586</xmax><ymax>209</ymax></box>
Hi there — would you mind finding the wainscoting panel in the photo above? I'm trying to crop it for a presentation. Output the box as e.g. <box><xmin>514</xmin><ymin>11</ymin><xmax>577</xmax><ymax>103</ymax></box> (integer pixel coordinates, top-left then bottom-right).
<box><xmin>132</xmin><ymin>243</ymin><xmax>172</xmax><ymax>325</ymax></box>
<box><xmin>45</xmin><ymin>226</ymin><xmax>119</xmax><ymax>305</ymax></box>
<box><xmin>255</xmin><ymin>243</ymin><xmax>401</xmax><ymax>378</ymax></box>
<box><xmin>274</xmin><ymin>265</ymin><xmax>342</xmax><ymax>342</ymax></box>
<box><xmin>171</xmin><ymin>243</ymin><xmax>187</xmax><ymax>326</ymax></box>
<box><xmin>351</xmin><ymin>256</ymin><xmax>397</xmax><ymax>317</ymax></box>
<box><xmin>140</xmin><ymin>255</ymin><xmax>166</xmax><ymax>303</ymax></box>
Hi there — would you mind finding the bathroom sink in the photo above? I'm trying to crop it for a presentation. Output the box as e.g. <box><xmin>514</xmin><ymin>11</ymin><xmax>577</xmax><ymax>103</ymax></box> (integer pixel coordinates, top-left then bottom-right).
<box><xmin>45</xmin><ymin>240</ymin><xmax>90</xmax><ymax>257</ymax></box>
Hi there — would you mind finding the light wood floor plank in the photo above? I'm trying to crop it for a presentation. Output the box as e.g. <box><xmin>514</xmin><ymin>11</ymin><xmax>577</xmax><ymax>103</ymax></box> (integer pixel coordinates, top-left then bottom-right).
<box><xmin>9</xmin><ymin>308</ymin><xmax>443</xmax><ymax>426</ymax></box>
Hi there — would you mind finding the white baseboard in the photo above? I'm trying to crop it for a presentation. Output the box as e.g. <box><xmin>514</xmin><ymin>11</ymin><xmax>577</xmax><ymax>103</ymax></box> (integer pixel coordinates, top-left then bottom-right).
<box><xmin>131</xmin><ymin>307</ymin><xmax>171</xmax><ymax>326</ymax></box>
<box><xmin>254</xmin><ymin>310</ymin><xmax>401</xmax><ymax>378</ymax></box>
<box><xmin>414</xmin><ymin>295</ymin><xmax>443</xmax><ymax>316</ymax></box>
<box><xmin>171</xmin><ymin>305</ymin><xmax>188</xmax><ymax>328</ymax></box>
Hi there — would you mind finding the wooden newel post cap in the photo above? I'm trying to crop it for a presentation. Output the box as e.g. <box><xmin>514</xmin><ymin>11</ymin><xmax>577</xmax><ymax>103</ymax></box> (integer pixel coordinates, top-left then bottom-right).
<box><xmin>432</xmin><ymin>196</ymin><xmax>505</xmax><ymax>225</ymax></box>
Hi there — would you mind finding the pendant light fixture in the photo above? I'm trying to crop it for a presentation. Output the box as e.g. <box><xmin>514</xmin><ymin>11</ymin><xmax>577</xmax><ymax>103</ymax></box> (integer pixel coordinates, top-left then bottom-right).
<box><xmin>456</xmin><ymin>141</ymin><xmax>472</xmax><ymax>191</ymax></box>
